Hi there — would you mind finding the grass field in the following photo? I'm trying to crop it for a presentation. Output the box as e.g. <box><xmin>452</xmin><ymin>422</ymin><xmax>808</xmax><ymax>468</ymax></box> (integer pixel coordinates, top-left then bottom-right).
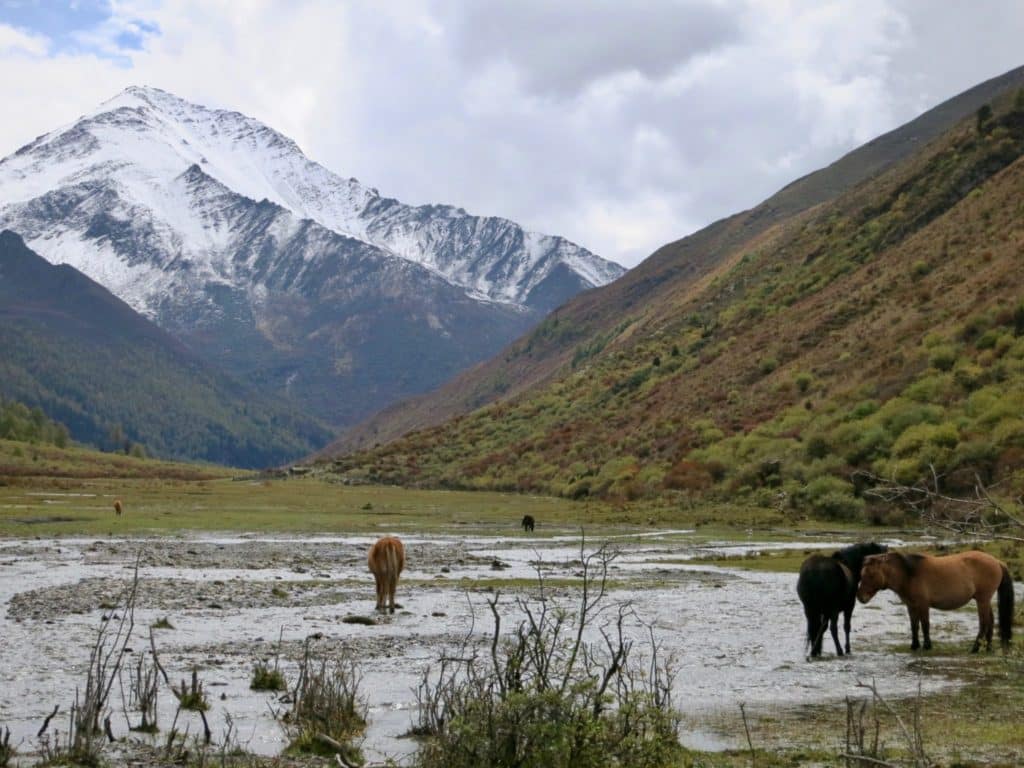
<box><xmin>0</xmin><ymin>439</ymin><xmax>887</xmax><ymax>539</ymax></box>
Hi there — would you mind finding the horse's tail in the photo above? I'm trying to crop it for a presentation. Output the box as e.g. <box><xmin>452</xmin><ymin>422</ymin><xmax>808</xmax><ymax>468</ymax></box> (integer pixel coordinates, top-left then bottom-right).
<box><xmin>997</xmin><ymin>564</ymin><xmax>1014</xmax><ymax>647</ymax></box>
<box><xmin>385</xmin><ymin>542</ymin><xmax>400</xmax><ymax>589</ymax></box>
<box><xmin>797</xmin><ymin>569</ymin><xmax>827</xmax><ymax>656</ymax></box>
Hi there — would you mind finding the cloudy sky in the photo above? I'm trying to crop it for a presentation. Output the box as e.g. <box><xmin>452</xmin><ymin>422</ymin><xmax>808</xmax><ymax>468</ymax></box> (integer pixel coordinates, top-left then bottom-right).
<box><xmin>1</xmin><ymin>1</ymin><xmax>1022</xmax><ymax>268</ymax></box>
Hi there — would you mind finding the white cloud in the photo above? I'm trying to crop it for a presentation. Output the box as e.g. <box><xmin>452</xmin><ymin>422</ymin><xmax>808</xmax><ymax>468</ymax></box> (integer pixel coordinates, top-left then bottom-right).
<box><xmin>0</xmin><ymin>1</ymin><xmax>1022</xmax><ymax>268</ymax></box>
<box><xmin>0</xmin><ymin>23</ymin><xmax>50</xmax><ymax>57</ymax></box>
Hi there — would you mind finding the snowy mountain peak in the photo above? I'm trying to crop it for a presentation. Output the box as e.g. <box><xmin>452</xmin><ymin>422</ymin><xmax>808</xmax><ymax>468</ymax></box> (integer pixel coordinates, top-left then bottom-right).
<box><xmin>0</xmin><ymin>86</ymin><xmax>623</xmax><ymax>312</ymax></box>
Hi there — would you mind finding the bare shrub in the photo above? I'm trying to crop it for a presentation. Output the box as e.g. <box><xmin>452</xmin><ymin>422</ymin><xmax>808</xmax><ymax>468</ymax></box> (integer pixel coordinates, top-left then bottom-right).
<box><xmin>281</xmin><ymin>639</ymin><xmax>367</xmax><ymax>762</ymax></box>
<box><xmin>858</xmin><ymin>467</ymin><xmax>1024</xmax><ymax>543</ymax></box>
<box><xmin>37</xmin><ymin>559</ymin><xmax>140</xmax><ymax>766</ymax></box>
<box><xmin>413</xmin><ymin>541</ymin><xmax>681</xmax><ymax>768</ymax></box>
<box><xmin>0</xmin><ymin>726</ymin><xmax>14</xmax><ymax>767</ymax></box>
<box><xmin>840</xmin><ymin>679</ymin><xmax>928</xmax><ymax>768</ymax></box>
<box><xmin>119</xmin><ymin>628</ymin><xmax>160</xmax><ymax>733</ymax></box>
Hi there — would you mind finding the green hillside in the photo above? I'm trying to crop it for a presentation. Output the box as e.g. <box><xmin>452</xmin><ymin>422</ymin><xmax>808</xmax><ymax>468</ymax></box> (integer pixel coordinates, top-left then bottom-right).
<box><xmin>0</xmin><ymin>232</ymin><xmax>332</xmax><ymax>467</ymax></box>
<box><xmin>325</xmin><ymin>89</ymin><xmax>1024</xmax><ymax>518</ymax></box>
<box><xmin>328</xmin><ymin>64</ymin><xmax>1024</xmax><ymax>454</ymax></box>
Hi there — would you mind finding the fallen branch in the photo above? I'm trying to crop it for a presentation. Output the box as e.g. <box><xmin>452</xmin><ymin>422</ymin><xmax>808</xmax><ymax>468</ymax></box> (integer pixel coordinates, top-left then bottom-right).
<box><xmin>37</xmin><ymin>705</ymin><xmax>59</xmax><ymax>738</ymax></box>
<box><xmin>856</xmin><ymin>468</ymin><xmax>1024</xmax><ymax>543</ymax></box>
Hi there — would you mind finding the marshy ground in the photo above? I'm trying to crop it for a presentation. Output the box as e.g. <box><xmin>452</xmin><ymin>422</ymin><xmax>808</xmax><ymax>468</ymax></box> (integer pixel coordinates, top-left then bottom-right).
<box><xmin>0</xmin><ymin>472</ymin><xmax>1021</xmax><ymax>766</ymax></box>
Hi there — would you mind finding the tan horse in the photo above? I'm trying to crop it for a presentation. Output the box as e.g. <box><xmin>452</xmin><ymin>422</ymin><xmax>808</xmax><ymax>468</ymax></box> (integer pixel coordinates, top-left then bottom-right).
<box><xmin>113</xmin><ymin>499</ymin><xmax>123</xmax><ymax>516</ymax></box>
<box><xmin>368</xmin><ymin>536</ymin><xmax>405</xmax><ymax>614</ymax></box>
<box><xmin>857</xmin><ymin>550</ymin><xmax>1014</xmax><ymax>652</ymax></box>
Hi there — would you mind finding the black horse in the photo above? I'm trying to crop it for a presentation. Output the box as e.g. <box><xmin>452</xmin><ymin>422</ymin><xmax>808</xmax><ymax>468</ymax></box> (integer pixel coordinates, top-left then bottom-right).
<box><xmin>521</xmin><ymin>515</ymin><xmax>535</xmax><ymax>532</ymax></box>
<box><xmin>797</xmin><ymin>542</ymin><xmax>888</xmax><ymax>657</ymax></box>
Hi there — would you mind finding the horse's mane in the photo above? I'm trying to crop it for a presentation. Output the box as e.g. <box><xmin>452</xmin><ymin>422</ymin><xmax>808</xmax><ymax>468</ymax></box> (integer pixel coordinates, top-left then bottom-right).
<box><xmin>833</xmin><ymin>542</ymin><xmax>888</xmax><ymax>574</ymax></box>
<box><xmin>891</xmin><ymin>552</ymin><xmax>925</xmax><ymax>576</ymax></box>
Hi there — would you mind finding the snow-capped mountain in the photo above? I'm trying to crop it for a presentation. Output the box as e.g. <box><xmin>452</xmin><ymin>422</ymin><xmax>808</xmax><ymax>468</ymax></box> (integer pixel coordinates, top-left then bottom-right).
<box><xmin>0</xmin><ymin>86</ymin><xmax>624</xmax><ymax>430</ymax></box>
<box><xmin>0</xmin><ymin>86</ymin><xmax>622</xmax><ymax>314</ymax></box>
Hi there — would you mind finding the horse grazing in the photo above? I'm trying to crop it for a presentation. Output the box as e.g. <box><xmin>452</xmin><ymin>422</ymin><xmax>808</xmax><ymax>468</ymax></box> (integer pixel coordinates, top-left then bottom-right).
<box><xmin>367</xmin><ymin>536</ymin><xmax>405</xmax><ymax>614</ymax></box>
<box><xmin>113</xmin><ymin>499</ymin><xmax>123</xmax><ymax>516</ymax></box>
<box><xmin>858</xmin><ymin>550</ymin><xmax>1014</xmax><ymax>652</ymax></box>
<box><xmin>797</xmin><ymin>542</ymin><xmax>888</xmax><ymax>657</ymax></box>
<box><xmin>521</xmin><ymin>515</ymin><xmax>535</xmax><ymax>532</ymax></box>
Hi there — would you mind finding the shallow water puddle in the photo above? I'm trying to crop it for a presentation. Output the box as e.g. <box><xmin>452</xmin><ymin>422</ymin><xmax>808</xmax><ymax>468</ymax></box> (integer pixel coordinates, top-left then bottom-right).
<box><xmin>0</xmin><ymin>532</ymin><xmax>990</xmax><ymax>762</ymax></box>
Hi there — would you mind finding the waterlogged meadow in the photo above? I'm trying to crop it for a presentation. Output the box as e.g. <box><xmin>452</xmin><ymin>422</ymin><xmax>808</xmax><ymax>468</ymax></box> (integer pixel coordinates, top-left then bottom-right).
<box><xmin>1</xmin><ymin>469</ymin><xmax>1021</xmax><ymax>766</ymax></box>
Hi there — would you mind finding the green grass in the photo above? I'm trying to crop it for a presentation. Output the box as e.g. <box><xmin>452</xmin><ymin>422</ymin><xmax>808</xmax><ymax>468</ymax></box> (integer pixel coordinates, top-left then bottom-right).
<box><xmin>250</xmin><ymin>662</ymin><xmax>287</xmax><ymax>692</ymax></box>
<box><xmin>730</xmin><ymin>651</ymin><xmax>1024</xmax><ymax>766</ymax></box>
<box><xmin>2</xmin><ymin>438</ymin><xmax>886</xmax><ymax>538</ymax></box>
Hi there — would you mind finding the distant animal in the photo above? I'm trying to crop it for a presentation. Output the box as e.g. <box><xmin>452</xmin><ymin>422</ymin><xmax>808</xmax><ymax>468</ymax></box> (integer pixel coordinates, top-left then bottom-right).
<box><xmin>367</xmin><ymin>536</ymin><xmax>405</xmax><ymax>614</ymax></box>
<box><xmin>521</xmin><ymin>515</ymin><xmax>535</xmax><ymax>532</ymax></box>
<box><xmin>857</xmin><ymin>550</ymin><xmax>1014</xmax><ymax>652</ymax></box>
<box><xmin>796</xmin><ymin>542</ymin><xmax>888</xmax><ymax>657</ymax></box>
<box><xmin>113</xmin><ymin>499</ymin><xmax>123</xmax><ymax>516</ymax></box>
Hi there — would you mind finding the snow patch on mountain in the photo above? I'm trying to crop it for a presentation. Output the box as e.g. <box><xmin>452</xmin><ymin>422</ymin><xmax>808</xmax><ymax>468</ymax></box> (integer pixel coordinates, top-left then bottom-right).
<box><xmin>0</xmin><ymin>85</ymin><xmax>624</xmax><ymax>311</ymax></box>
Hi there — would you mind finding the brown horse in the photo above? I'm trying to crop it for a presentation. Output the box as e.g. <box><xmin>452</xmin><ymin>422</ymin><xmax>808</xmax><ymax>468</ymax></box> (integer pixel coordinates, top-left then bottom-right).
<box><xmin>113</xmin><ymin>499</ymin><xmax>123</xmax><ymax>516</ymax></box>
<box><xmin>857</xmin><ymin>550</ymin><xmax>1014</xmax><ymax>652</ymax></box>
<box><xmin>368</xmin><ymin>536</ymin><xmax>405</xmax><ymax>614</ymax></box>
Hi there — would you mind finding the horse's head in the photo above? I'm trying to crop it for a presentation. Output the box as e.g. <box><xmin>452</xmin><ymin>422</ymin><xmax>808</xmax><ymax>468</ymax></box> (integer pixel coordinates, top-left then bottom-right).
<box><xmin>856</xmin><ymin>553</ymin><xmax>889</xmax><ymax>603</ymax></box>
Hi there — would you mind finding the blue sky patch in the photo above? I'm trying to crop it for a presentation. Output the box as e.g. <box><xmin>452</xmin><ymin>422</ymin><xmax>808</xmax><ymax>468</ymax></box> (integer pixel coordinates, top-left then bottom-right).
<box><xmin>0</xmin><ymin>0</ymin><xmax>159</xmax><ymax>60</ymax></box>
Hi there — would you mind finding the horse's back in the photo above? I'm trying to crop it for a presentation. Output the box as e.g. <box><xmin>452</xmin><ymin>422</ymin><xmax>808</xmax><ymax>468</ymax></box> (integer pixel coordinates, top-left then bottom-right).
<box><xmin>368</xmin><ymin>536</ymin><xmax>405</xmax><ymax>576</ymax></box>
<box><xmin>797</xmin><ymin>554</ymin><xmax>850</xmax><ymax>609</ymax></box>
<box><xmin>934</xmin><ymin>550</ymin><xmax>1004</xmax><ymax>588</ymax></box>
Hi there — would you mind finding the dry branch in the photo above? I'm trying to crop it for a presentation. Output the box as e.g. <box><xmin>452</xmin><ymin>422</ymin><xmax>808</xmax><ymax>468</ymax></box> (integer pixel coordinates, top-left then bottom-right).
<box><xmin>857</xmin><ymin>468</ymin><xmax>1024</xmax><ymax>543</ymax></box>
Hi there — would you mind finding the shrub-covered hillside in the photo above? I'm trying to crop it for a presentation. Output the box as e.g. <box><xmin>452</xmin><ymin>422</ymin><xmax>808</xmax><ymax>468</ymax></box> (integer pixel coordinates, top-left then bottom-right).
<box><xmin>328</xmin><ymin>91</ymin><xmax>1024</xmax><ymax>517</ymax></box>
<box><xmin>0</xmin><ymin>398</ymin><xmax>71</xmax><ymax>448</ymax></box>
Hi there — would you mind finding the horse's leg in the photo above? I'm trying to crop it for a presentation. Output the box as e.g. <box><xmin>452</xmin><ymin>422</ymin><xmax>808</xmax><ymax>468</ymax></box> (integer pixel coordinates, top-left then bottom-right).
<box><xmin>843</xmin><ymin>603</ymin><xmax>853</xmax><ymax>655</ymax></box>
<box><xmin>804</xmin><ymin>608</ymin><xmax>822</xmax><ymax>657</ymax></box>
<box><xmin>974</xmin><ymin>599</ymin><xmax>993</xmax><ymax>652</ymax></box>
<box><xmin>374</xmin><ymin>573</ymin><xmax>384</xmax><ymax>612</ymax></box>
<box><xmin>908</xmin><ymin>608</ymin><xmax>920</xmax><ymax>651</ymax></box>
<box><xmin>921</xmin><ymin>609</ymin><xmax>932</xmax><ymax>651</ymax></box>
<box><xmin>985</xmin><ymin>600</ymin><xmax>995</xmax><ymax>650</ymax></box>
<box><xmin>388</xmin><ymin>575</ymin><xmax>397</xmax><ymax>614</ymax></box>
<box><xmin>829</xmin><ymin>612</ymin><xmax>843</xmax><ymax>657</ymax></box>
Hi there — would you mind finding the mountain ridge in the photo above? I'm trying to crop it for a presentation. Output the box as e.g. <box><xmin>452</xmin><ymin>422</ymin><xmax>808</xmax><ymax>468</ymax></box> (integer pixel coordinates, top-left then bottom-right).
<box><xmin>326</xmin><ymin>63</ymin><xmax>1024</xmax><ymax>454</ymax></box>
<box><xmin>321</xmin><ymin>68</ymin><xmax>1024</xmax><ymax>514</ymax></box>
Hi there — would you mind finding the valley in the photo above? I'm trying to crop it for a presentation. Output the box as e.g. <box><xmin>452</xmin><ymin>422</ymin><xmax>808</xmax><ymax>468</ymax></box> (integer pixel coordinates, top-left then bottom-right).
<box><xmin>0</xmin><ymin>450</ymin><xmax>1021</xmax><ymax>766</ymax></box>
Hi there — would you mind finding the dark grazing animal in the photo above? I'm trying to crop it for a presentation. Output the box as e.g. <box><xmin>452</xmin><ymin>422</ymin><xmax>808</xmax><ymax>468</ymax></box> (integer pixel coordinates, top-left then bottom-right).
<box><xmin>858</xmin><ymin>550</ymin><xmax>1014</xmax><ymax>652</ymax></box>
<box><xmin>797</xmin><ymin>542</ymin><xmax>888</xmax><ymax>657</ymax></box>
<box><xmin>521</xmin><ymin>515</ymin><xmax>535</xmax><ymax>532</ymax></box>
<box><xmin>113</xmin><ymin>499</ymin><xmax>123</xmax><ymax>516</ymax></box>
<box><xmin>367</xmin><ymin>536</ymin><xmax>405</xmax><ymax>614</ymax></box>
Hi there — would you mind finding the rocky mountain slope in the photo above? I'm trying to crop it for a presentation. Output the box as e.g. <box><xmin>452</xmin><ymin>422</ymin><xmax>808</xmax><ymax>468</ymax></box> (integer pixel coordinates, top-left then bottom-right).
<box><xmin>0</xmin><ymin>87</ymin><xmax>623</xmax><ymax>428</ymax></box>
<box><xmin>0</xmin><ymin>231</ymin><xmax>330</xmax><ymax>466</ymax></box>
<box><xmin>324</xmin><ymin>70</ymin><xmax>1024</xmax><ymax>516</ymax></box>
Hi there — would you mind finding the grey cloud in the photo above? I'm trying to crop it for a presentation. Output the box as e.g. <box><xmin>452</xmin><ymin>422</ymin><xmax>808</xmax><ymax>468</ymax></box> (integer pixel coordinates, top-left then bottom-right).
<box><xmin>444</xmin><ymin>0</ymin><xmax>741</xmax><ymax>98</ymax></box>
